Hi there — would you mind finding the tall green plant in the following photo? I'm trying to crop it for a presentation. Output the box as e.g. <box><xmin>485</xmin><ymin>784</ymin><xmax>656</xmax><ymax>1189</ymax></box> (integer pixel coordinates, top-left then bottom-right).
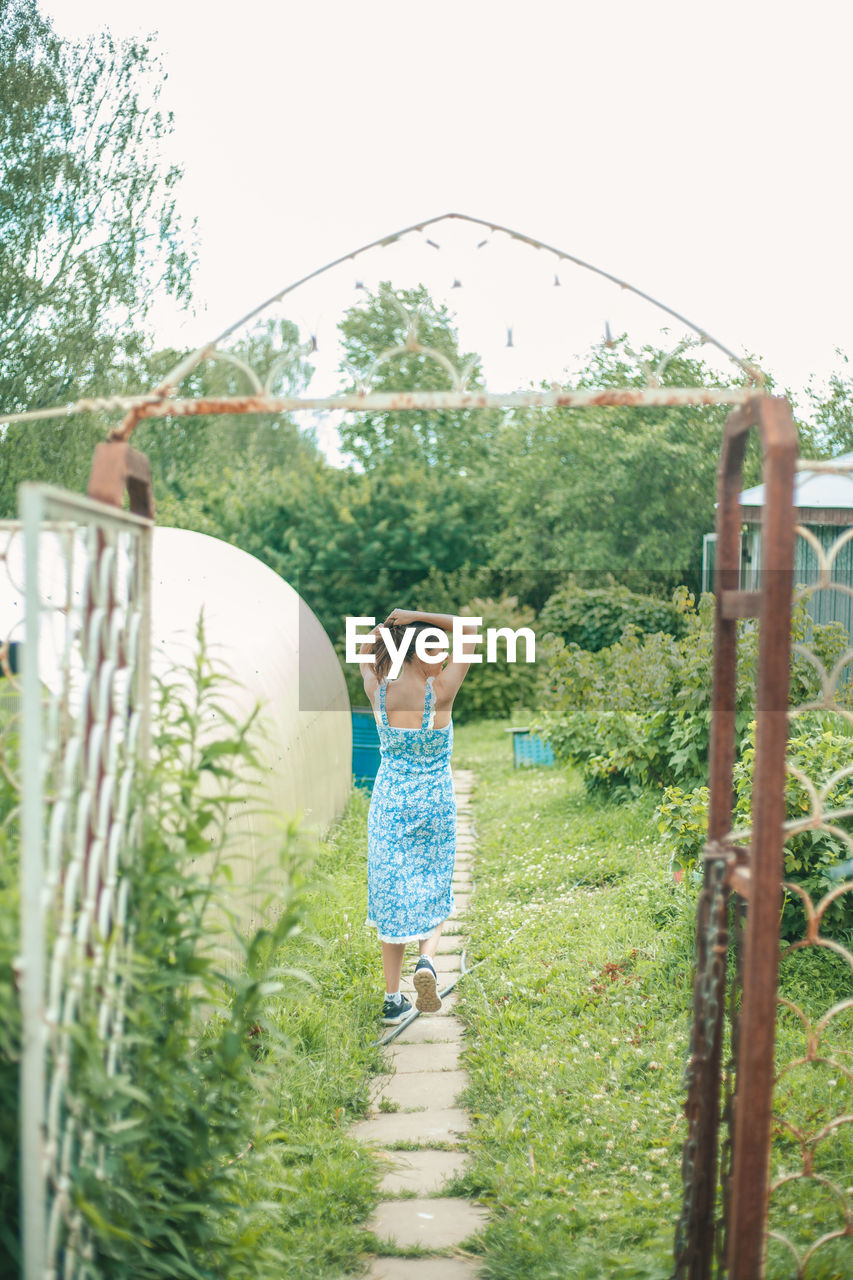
<box><xmin>1</xmin><ymin>624</ymin><xmax>320</xmax><ymax>1277</ymax></box>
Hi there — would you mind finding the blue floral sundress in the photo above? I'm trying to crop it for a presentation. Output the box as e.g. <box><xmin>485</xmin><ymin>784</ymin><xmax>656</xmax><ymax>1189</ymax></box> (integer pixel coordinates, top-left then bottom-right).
<box><xmin>366</xmin><ymin>675</ymin><xmax>456</xmax><ymax>943</ymax></box>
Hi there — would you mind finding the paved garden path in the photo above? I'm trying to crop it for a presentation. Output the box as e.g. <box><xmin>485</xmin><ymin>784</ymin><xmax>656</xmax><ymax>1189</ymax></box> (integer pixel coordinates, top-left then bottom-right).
<box><xmin>351</xmin><ymin>768</ymin><xmax>486</xmax><ymax>1280</ymax></box>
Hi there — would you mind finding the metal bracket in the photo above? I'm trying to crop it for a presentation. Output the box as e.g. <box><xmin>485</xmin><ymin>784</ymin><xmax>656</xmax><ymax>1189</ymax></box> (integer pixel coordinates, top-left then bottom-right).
<box><xmin>87</xmin><ymin>442</ymin><xmax>155</xmax><ymax>519</ymax></box>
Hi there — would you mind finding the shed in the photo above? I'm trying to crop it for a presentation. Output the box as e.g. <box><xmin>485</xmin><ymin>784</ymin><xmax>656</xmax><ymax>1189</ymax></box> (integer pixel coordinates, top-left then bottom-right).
<box><xmin>702</xmin><ymin>451</ymin><xmax>853</xmax><ymax>635</ymax></box>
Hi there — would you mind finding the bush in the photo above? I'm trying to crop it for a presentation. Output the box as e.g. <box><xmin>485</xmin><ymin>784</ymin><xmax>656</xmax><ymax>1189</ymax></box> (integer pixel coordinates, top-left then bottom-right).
<box><xmin>536</xmin><ymin>591</ymin><xmax>851</xmax><ymax>801</ymax></box>
<box><xmin>451</xmin><ymin>595</ymin><xmax>539</xmax><ymax>723</ymax></box>
<box><xmin>655</xmin><ymin>716</ymin><xmax>853</xmax><ymax>942</ymax></box>
<box><xmin>538</xmin><ymin>579</ymin><xmax>687</xmax><ymax>652</ymax></box>
<box><xmin>535</xmin><ymin>591</ymin><xmax>733</xmax><ymax>795</ymax></box>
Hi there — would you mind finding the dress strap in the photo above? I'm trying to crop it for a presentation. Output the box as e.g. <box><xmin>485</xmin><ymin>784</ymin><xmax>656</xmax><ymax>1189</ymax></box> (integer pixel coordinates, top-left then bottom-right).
<box><xmin>377</xmin><ymin>678</ymin><xmax>390</xmax><ymax>727</ymax></box>
<box><xmin>421</xmin><ymin>676</ymin><xmax>436</xmax><ymax>730</ymax></box>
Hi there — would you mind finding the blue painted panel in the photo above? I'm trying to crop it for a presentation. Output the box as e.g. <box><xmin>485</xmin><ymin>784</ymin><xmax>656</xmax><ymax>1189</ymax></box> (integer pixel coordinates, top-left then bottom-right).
<box><xmin>352</xmin><ymin>708</ymin><xmax>381</xmax><ymax>789</ymax></box>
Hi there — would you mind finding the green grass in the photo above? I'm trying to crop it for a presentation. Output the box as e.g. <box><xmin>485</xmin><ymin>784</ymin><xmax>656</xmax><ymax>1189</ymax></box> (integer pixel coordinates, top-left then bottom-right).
<box><xmin>451</xmin><ymin>720</ymin><xmax>853</xmax><ymax>1280</ymax></box>
<box><xmin>213</xmin><ymin>719</ymin><xmax>851</xmax><ymax>1279</ymax></box>
<box><xmin>217</xmin><ymin>787</ymin><xmax>388</xmax><ymax>1278</ymax></box>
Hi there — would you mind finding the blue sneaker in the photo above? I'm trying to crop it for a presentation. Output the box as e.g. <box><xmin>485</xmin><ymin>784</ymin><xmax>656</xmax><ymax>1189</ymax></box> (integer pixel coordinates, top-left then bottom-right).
<box><xmin>413</xmin><ymin>956</ymin><xmax>442</xmax><ymax>1013</ymax></box>
<box><xmin>382</xmin><ymin>993</ymin><xmax>414</xmax><ymax>1025</ymax></box>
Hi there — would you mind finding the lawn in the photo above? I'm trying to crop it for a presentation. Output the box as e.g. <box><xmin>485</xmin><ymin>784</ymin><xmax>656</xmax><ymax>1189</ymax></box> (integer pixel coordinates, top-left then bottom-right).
<box><xmin>451</xmin><ymin>720</ymin><xmax>853</xmax><ymax>1280</ymax></box>
<box><xmin>219</xmin><ymin>718</ymin><xmax>851</xmax><ymax>1279</ymax></box>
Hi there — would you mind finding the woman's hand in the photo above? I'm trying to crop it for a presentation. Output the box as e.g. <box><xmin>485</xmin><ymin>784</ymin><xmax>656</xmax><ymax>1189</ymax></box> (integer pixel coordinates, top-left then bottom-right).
<box><xmin>384</xmin><ymin>608</ymin><xmax>416</xmax><ymax>627</ymax></box>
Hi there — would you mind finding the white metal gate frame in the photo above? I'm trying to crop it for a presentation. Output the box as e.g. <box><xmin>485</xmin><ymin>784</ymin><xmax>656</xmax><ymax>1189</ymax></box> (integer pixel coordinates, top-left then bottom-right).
<box><xmin>16</xmin><ymin>485</ymin><xmax>151</xmax><ymax>1280</ymax></box>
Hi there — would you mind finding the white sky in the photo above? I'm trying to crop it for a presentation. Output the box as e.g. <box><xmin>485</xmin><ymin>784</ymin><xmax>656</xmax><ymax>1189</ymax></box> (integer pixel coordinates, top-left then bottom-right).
<box><xmin>47</xmin><ymin>0</ymin><xmax>853</xmax><ymax>457</ymax></box>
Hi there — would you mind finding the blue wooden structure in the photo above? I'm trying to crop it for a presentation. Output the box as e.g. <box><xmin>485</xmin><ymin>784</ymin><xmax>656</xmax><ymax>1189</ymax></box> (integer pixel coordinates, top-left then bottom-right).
<box><xmin>352</xmin><ymin>707</ymin><xmax>381</xmax><ymax>789</ymax></box>
<box><xmin>505</xmin><ymin>727</ymin><xmax>555</xmax><ymax>768</ymax></box>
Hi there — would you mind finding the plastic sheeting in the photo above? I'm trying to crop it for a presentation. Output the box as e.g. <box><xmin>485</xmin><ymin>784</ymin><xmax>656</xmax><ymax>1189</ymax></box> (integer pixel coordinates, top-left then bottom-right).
<box><xmin>151</xmin><ymin>527</ymin><xmax>352</xmax><ymax>938</ymax></box>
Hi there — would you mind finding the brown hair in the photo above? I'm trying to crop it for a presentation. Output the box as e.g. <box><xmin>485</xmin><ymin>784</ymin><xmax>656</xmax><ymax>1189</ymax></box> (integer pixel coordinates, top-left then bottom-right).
<box><xmin>373</xmin><ymin>620</ymin><xmax>447</xmax><ymax>681</ymax></box>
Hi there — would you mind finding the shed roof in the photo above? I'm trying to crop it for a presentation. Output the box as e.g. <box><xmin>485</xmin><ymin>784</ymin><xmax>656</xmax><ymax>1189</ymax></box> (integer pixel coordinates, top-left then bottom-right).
<box><xmin>740</xmin><ymin>451</ymin><xmax>853</xmax><ymax>520</ymax></box>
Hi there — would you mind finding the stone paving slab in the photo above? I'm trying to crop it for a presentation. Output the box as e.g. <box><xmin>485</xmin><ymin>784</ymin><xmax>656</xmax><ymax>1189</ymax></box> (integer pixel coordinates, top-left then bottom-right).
<box><xmin>351</xmin><ymin>1107</ymin><xmax>471</xmax><ymax>1145</ymax></box>
<box><xmin>376</xmin><ymin>1146</ymin><xmax>469</xmax><ymax>1195</ymax></box>
<box><xmin>370</xmin><ymin>1198</ymin><xmax>487</xmax><ymax>1251</ymax></box>
<box><xmin>385</xmin><ymin>1041</ymin><xmax>463</xmax><ymax>1073</ymax></box>
<box><xmin>373</xmin><ymin>1068</ymin><xmax>469</xmax><ymax>1112</ymax></box>
<box><xmin>395</xmin><ymin>1015</ymin><xmax>465</xmax><ymax>1044</ymax></box>
<box><xmin>368</xmin><ymin>1260</ymin><xmax>480</xmax><ymax>1280</ymax></box>
<box><xmin>352</xmin><ymin>767</ymin><xmax>482</xmax><ymax>1277</ymax></box>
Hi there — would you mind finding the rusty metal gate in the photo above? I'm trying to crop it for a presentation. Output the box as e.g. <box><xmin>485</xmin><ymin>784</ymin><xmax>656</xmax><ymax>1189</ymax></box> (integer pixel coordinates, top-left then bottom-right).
<box><xmin>675</xmin><ymin>397</ymin><xmax>853</xmax><ymax>1278</ymax></box>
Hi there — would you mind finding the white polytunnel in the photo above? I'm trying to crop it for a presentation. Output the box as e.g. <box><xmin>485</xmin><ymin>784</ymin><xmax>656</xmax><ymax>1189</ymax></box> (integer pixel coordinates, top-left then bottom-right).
<box><xmin>0</xmin><ymin>520</ymin><xmax>352</xmax><ymax>955</ymax></box>
<box><xmin>151</xmin><ymin>527</ymin><xmax>352</xmax><ymax>934</ymax></box>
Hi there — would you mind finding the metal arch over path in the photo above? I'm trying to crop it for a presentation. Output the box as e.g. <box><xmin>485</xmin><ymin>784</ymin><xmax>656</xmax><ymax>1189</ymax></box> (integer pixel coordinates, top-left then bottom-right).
<box><xmin>0</xmin><ymin>211</ymin><xmax>764</xmax><ymax>438</ymax></box>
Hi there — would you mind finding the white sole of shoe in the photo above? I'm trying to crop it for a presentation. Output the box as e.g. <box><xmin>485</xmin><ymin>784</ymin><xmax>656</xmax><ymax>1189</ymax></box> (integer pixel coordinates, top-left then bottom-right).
<box><xmin>413</xmin><ymin>967</ymin><xmax>442</xmax><ymax>1013</ymax></box>
<box><xmin>382</xmin><ymin>1007</ymin><xmax>411</xmax><ymax>1026</ymax></box>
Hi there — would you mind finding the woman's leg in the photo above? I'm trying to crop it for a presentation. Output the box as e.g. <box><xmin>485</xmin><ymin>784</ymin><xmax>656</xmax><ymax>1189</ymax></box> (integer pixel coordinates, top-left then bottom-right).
<box><xmin>418</xmin><ymin>922</ymin><xmax>443</xmax><ymax>961</ymax></box>
<box><xmin>381</xmin><ymin>941</ymin><xmax>406</xmax><ymax>993</ymax></box>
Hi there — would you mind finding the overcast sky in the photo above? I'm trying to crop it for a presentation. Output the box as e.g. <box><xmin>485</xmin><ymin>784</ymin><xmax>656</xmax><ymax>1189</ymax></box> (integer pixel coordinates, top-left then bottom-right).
<box><xmin>47</xmin><ymin>0</ymin><xmax>853</xmax><ymax>448</ymax></box>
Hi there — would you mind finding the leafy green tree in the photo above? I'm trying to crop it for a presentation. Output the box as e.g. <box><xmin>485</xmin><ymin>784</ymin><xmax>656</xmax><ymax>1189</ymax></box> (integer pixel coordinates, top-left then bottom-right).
<box><xmin>805</xmin><ymin>356</ymin><xmax>853</xmax><ymax>455</ymax></box>
<box><xmin>134</xmin><ymin>318</ymin><xmax>318</xmax><ymax>515</ymax></box>
<box><xmin>0</xmin><ymin>1</ymin><xmax>190</xmax><ymax>415</ymax></box>
<box><xmin>487</xmin><ymin>341</ymin><xmax>753</xmax><ymax>596</ymax></box>
<box><xmin>337</xmin><ymin>283</ymin><xmax>502</xmax><ymax>475</ymax></box>
<box><xmin>0</xmin><ymin>0</ymin><xmax>191</xmax><ymax>515</ymax></box>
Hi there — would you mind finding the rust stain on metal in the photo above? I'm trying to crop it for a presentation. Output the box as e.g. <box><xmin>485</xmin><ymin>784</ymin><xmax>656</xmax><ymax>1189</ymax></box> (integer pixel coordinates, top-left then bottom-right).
<box><xmin>105</xmin><ymin>385</ymin><xmax>753</xmax><ymax>441</ymax></box>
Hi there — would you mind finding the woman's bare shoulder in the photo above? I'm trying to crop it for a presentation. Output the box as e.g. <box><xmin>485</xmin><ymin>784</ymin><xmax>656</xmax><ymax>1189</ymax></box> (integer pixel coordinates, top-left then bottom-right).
<box><xmin>361</xmin><ymin>668</ymin><xmax>380</xmax><ymax>700</ymax></box>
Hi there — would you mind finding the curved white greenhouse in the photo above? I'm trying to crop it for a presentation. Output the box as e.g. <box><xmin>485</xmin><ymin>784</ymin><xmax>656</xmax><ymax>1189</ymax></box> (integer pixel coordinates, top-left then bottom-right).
<box><xmin>150</xmin><ymin>527</ymin><xmax>351</xmax><ymax>932</ymax></box>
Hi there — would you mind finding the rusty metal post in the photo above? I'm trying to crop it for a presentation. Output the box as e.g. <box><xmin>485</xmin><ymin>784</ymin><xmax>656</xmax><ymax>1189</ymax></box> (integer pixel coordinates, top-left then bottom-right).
<box><xmin>726</xmin><ymin>398</ymin><xmax>797</xmax><ymax>1280</ymax></box>
<box><xmin>676</xmin><ymin>403</ymin><xmax>752</xmax><ymax>1277</ymax></box>
<box><xmin>87</xmin><ymin>441</ymin><xmax>155</xmax><ymax>518</ymax></box>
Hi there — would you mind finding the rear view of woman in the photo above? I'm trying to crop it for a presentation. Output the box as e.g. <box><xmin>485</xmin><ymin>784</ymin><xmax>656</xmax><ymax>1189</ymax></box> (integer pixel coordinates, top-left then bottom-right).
<box><xmin>360</xmin><ymin>608</ymin><xmax>475</xmax><ymax>1024</ymax></box>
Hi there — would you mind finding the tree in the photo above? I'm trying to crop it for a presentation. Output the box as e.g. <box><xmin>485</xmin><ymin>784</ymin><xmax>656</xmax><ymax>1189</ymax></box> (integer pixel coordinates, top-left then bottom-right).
<box><xmin>486</xmin><ymin>340</ymin><xmax>757</xmax><ymax>597</ymax></box>
<box><xmin>337</xmin><ymin>283</ymin><xmax>502</xmax><ymax>474</ymax></box>
<box><xmin>0</xmin><ymin>0</ymin><xmax>191</xmax><ymax>420</ymax></box>
<box><xmin>805</xmin><ymin>356</ymin><xmax>853</xmax><ymax>456</ymax></box>
<box><xmin>133</xmin><ymin>318</ymin><xmax>318</xmax><ymax>516</ymax></box>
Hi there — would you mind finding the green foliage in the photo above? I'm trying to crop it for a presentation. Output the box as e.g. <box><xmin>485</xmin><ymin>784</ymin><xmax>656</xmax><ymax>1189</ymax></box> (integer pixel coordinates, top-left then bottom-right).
<box><xmin>73</xmin><ymin>638</ymin><xmax>319</xmax><ymax>1276</ymax></box>
<box><xmin>539</xmin><ymin>578</ymin><xmax>686</xmax><ymax>652</ymax></box>
<box><xmin>452</xmin><ymin>720</ymin><xmax>853</xmax><ymax>1279</ymax></box>
<box><xmin>535</xmin><ymin>591</ymin><xmax>736</xmax><ymax>796</ymax></box>
<box><xmin>337</xmin><ymin>283</ymin><xmax>498</xmax><ymax>473</ymax></box>
<box><xmin>804</xmin><ymin>356</ymin><xmax>853</xmax><ymax>455</ymax></box>
<box><xmin>537</xmin><ymin>588</ymin><xmax>850</xmax><ymax>800</ymax></box>
<box><xmin>0</xmin><ymin>0</ymin><xmax>191</xmax><ymax>501</ymax></box>
<box><xmin>0</xmin><ymin>678</ymin><xmax>21</xmax><ymax>1265</ymax></box>
<box><xmin>487</xmin><ymin>339</ymin><xmax>752</xmax><ymax>597</ymax></box>
<box><xmin>451</xmin><ymin>596</ymin><xmax>539</xmax><ymax>724</ymax></box>
<box><xmin>656</xmin><ymin>716</ymin><xmax>853</xmax><ymax>941</ymax></box>
<box><xmin>0</xmin><ymin>630</ymin><xmax>321</xmax><ymax>1276</ymax></box>
<box><xmin>133</xmin><ymin>319</ymin><xmax>319</xmax><ymax>520</ymax></box>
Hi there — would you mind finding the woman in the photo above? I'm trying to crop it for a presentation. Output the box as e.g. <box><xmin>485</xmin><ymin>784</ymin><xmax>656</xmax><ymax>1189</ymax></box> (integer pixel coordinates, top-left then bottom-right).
<box><xmin>360</xmin><ymin>608</ymin><xmax>476</xmax><ymax>1025</ymax></box>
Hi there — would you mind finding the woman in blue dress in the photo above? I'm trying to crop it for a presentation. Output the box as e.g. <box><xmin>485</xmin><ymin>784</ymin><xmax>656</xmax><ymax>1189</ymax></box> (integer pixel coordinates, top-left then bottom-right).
<box><xmin>360</xmin><ymin>608</ymin><xmax>476</xmax><ymax>1024</ymax></box>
